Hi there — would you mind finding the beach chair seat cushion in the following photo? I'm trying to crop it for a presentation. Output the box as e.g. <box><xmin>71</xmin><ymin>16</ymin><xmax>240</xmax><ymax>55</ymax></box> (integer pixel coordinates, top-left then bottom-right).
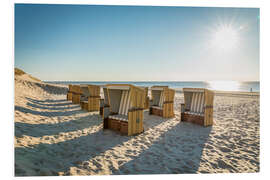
<box><xmin>118</xmin><ymin>90</ymin><xmax>131</xmax><ymax>116</ymax></box>
<box><xmin>186</xmin><ymin>111</ymin><xmax>204</xmax><ymax>116</ymax></box>
<box><xmin>109</xmin><ymin>114</ymin><xmax>128</xmax><ymax>122</ymax></box>
<box><xmin>151</xmin><ymin>105</ymin><xmax>163</xmax><ymax>110</ymax></box>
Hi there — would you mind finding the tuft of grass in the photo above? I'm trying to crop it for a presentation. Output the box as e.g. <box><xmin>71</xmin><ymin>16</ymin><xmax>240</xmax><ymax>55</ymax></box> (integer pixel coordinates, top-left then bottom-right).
<box><xmin>15</xmin><ymin>67</ymin><xmax>41</xmax><ymax>82</ymax></box>
<box><xmin>15</xmin><ymin>68</ymin><xmax>26</xmax><ymax>76</ymax></box>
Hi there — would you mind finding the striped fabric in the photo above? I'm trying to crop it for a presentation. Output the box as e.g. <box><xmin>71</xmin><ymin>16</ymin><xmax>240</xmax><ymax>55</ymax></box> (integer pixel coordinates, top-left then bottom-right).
<box><xmin>190</xmin><ymin>93</ymin><xmax>196</xmax><ymax>112</ymax></box>
<box><xmin>190</xmin><ymin>92</ymin><xmax>205</xmax><ymax>115</ymax></box>
<box><xmin>159</xmin><ymin>91</ymin><xmax>164</xmax><ymax>107</ymax></box>
<box><xmin>119</xmin><ymin>90</ymin><xmax>125</xmax><ymax>114</ymax></box>
<box><xmin>118</xmin><ymin>90</ymin><xmax>131</xmax><ymax>116</ymax></box>
<box><xmin>196</xmin><ymin>93</ymin><xmax>202</xmax><ymax>113</ymax></box>
<box><xmin>109</xmin><ymin>114</ymin><xmax>128</xmax><ymax>121</ymax></box>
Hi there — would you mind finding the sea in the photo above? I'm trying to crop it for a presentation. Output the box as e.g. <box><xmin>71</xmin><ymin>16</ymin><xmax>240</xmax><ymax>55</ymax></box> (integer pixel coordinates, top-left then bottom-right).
<box><xmin>45</xmin><ymin>81</ymin><xmax>260</xmax><ymax>92</ymax></box>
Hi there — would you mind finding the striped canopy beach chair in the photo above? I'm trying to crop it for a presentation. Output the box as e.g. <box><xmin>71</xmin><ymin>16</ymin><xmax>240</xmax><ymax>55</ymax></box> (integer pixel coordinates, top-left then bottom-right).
<box><xmin>149</xmin><ymin>86</ymin><xmax>175</xmax><ymax>118</ymax></box>
<box><xmin>79</xmin><ymin>84</ymin><xmax>101</xmax><ymax>112</ymax></box>
<box><xmin>181</xmin><ymin>88</ymin><xmax>214</xmax><ymax>126</ymax></box>
<box><xmin>102</xmin><ymin>84</ymin><xmax>145</xmax><ymax>136</ymax></box>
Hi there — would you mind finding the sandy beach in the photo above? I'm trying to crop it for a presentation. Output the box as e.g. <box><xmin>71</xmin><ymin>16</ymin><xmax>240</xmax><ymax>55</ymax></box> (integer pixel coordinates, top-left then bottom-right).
<box><xmin>14</xmin><ymin>73</ymin><xmax>260</xmax><ymax>176</ymax></box>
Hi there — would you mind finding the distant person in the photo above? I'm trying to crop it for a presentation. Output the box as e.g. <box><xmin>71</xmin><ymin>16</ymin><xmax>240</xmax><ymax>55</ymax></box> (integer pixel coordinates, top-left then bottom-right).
<box><xmin>250</xmin><ymin>88</ymin><xmax>253</xmax><ymax>92</ymax></box>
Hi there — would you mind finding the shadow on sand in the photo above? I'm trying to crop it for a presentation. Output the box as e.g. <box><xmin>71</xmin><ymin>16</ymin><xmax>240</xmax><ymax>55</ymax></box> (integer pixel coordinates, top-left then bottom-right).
<box><xmin>26</xmin><ymin>97</ymin><xmax>73</xmax><ymax>107</ymax></box>
<box><xmin>35</xmin><ymin>83</ymin><xmax>68</xmax><ymax>95</ymax></box>
<box><xmin>15</xmin><ymin>119</ymin><xmax>173</xmax><ymax>176</ymax></box>
<box><xmin>26</xmin><ymin>98</ymin><xmax>67</xmax><ymax>103</ymax></box>
<box><xmin>112</xmin><ymin>122</ymin><xmax>212</xmax><ymax>174</ymax></box>
<box><xmin>15</xmin><ymin>105</ymin><xmax>84</xmax><ymax>117</ymax></box>
<box><xmin>26</xmin><ymin>102</ymin><xmax>78</xmax><ymax>110</ymax></box>
<box><xmin>15</xmin><ymin>97</ymin><xmax>212</xmax><ymax>175</ymax></box>
<box><xmin>15</xmin><ymin>109</ymin><xmax>177</xmax><ymax>176</ymax></box>
<box><xmin>15</xmin><ymin>114</ymin><xmax>102</xmax><ymax>138</ymax></box>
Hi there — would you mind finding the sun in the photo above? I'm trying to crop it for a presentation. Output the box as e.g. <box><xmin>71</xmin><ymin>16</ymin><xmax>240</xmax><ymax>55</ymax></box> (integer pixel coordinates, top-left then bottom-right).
<box><xmin>209</xmin><ymin>24</ymin><xmax>239</xmax><ymax>52</ymax></box>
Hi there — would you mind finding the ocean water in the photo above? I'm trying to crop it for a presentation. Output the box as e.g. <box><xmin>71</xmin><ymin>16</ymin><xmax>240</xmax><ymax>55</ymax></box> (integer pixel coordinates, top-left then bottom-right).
<box><xmin>46</xmin><ymin>81</ymin><xmax>260</xmax><ymax>92</ymax></box>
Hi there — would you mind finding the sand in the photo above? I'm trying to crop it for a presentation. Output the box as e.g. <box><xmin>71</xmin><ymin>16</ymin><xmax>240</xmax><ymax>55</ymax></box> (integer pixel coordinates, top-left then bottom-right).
<box><xmin>14</xmin><ymin>75</ymin><xmax>260</xmax><ymax>176</ymax></box>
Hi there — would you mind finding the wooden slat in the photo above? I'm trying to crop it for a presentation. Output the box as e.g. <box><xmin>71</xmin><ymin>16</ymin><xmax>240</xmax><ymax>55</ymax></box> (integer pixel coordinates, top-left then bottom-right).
<box><xmin>128</xmin><ymin>111</ymin><xmax>132</xmax><ymax>136</ymax></box>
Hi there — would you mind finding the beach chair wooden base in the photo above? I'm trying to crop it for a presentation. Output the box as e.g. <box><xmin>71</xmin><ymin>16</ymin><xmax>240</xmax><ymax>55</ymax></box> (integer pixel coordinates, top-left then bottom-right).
<box><xmin>103</xmin><ymin>109</ymin><xmax>144</xmax><ymax>136</ymax></box>
<box><xmin>149</xmin><ymin>104</ymin><xmax>175</xmax><ymax>118</ymax></box>
<box><xmin>105</xmin><ymin>118</ymin><xmax>128</xmax><ymax>135</ymax></box>
<box><xmin>150</xmin><ymin>107</ymin><xmax>163</xmax><ymax>117</ymax></box>
<box><xmin>181</xmin><ymin>112</ymin><xmax>205</xmax><ymax>126</ymax></box>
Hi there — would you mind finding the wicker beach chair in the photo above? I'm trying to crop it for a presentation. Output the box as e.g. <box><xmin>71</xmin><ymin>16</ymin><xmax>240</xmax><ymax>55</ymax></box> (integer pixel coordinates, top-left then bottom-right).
<box><xmin>102</xmin><ymin>84</ymin><xmax>145</xmax><ymax>136</ymax></box>
<box><xmin>79</xmin><ymin>85</ymin><xmax>101</xmax><ymax>112</ymax></box>
<box><xmin>181</xmin><ymin>88</ymin><xmax>214</xmax><ymax>126</ymax></box>
<box><xmin>67</xmin><ymin>84</ymin><xmax>73</xmax><ymax>101</ymax></box>
<box><xmin>149</xmin><ymin>86</ymin><xmax>175</xmax><ymax>118</ymax></box>
<box><xmin>71</xmin><ymin>85</ymin><xmax>82</xmax><ymax>104</ymax></box>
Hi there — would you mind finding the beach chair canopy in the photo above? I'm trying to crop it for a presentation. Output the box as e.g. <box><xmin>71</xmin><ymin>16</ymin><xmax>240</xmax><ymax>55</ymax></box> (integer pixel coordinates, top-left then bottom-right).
<box><xmin>103</xmin><ymin>84</ymin><xmax>145</xmax><ymax>135</ymax></box>
<box><xmin>183</xmin><ymin>88</ymin><xmax>206</xmax><ymax>116</ymax></box>
<box><xmin>79</xmin><ymin>85</ymin><xmax>90</xmax><ymax>102</ymax></box>
<box><xmin>104</xmin><ymin>84</ymin><xmax>145</xmax><ymax>121</ymax></box>
<box><xmin>79</xmin><ymin>84</ymin><xmax>101</xmax><ymax>111</ymax></box>
<box><xmin>151</xmin><ymin>86</ymin><xmax>169</xmax><ymax>108</ymax></box>
<box><xmin>149</xmin><ymin>86</ymin><xmax>175</xmax><ymax>118</ymax></box>
<box><xmin>182</xmin><ymin>88</ymin><xmax>214</xmax><ymax>126</ymax></box>
<box><xmin>80</xmin><ymin>85</ymin><xmax>90</xmax><ymax>96</ymax></box>
<box><xmin>106</xmin><ymin>85</ymin><xmax>132</xmax><ymax>121</ymax></box>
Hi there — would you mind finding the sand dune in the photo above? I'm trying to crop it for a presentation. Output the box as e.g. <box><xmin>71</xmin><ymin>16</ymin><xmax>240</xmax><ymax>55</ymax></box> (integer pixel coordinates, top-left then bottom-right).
<box><xmin>14</xmin><ymin>71</ymin><xmax>260</xmax><ymax>176</ymax></box>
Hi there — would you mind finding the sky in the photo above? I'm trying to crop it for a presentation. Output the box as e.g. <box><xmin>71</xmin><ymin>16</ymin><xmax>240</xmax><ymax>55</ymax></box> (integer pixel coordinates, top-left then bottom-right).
<box><xmin>15</xmin><ymin>4</ymin><xmax>260</xmax><ymax>81</ymax></box>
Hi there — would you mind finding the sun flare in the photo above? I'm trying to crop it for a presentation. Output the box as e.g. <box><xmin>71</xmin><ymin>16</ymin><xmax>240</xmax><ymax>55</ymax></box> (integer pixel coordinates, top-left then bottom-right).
<box><xmin>209</xmin><ymin>24</ymin><xmax>239</xmax><ymax>52</ymax></box>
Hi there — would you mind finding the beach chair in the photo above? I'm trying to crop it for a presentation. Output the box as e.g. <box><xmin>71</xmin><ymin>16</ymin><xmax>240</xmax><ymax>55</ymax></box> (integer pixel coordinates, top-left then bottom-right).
<box><xmin>102</xmin><ymin>84</ymin><xmax>145</xmax><ymax>136</ymax></box>
<box><xmin>67</xmin><ymin>84</ymin><xmax>73</xmax><ymax>101</ymax></box>
<box><xmin>181</xmin><ymin>88</ymin><xmax>214</xmax><ymax>126</ymax></box>
<box><xmin>79</xmin><ymin>85</ymin><xmax>101</xmax><ymax>112</ymax></box>
<box><xmin>149</xmin><ymin>86</ymin><xmax>175</xmax><ymax>118</ymax></box>
<box><xmin>71</xmin><ymin>85</ymin><xmax>82</xmax><ymax>104</ymax></box>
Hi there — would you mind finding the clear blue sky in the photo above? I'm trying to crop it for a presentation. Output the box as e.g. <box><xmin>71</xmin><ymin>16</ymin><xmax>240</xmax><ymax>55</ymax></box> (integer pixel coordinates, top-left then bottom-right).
<box><xmin>15</xmin><ymin>4</ymin><xmax>259</xmax><ymax>81</ymax></box>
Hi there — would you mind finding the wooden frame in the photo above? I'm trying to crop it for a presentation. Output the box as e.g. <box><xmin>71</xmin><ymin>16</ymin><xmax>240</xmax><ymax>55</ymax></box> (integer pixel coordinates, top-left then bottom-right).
<box><xmin>139</xmin><ymin>86</ymin><xmax>149</xmax><ymax>109</ymax></box>
<box><xmin>71</xmin><ymin>85</ymin><xmax>82</xmax><ymax>104</ymax></box>
<box><xmin>102</xmin><ymin>84</ymin><xmax>145</xmax><ymax>136</ymax></box>
<box><xmin>181</xmin><ymin>88</ymin><xmax>214</xmax><ymax>126</ymax></box>
<box><xmin>79</xmin><ymin>84</ymin><xmax>101</xmax><ymax>112</ymax></box>
<box><xmin>149</xmin><ymin>86</ymin><xmax>175</xmax><ymax>118</ymax></box>
<box><xmin>67</xmin><ymin>84</ymin><xmax>73</xmax><ymax>101</ymax></box>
